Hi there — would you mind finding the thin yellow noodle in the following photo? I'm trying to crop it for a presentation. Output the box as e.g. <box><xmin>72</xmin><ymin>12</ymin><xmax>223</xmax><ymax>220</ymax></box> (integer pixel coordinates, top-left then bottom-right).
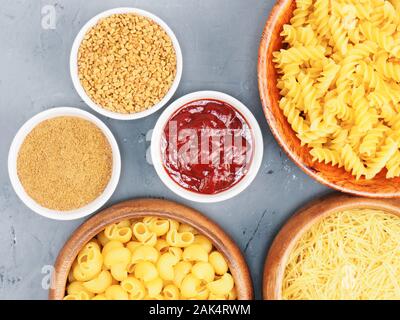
<box><xmin>282</xmin><ymin>209</ymin><xmax>400</xmax><ymax>300</ymax></box>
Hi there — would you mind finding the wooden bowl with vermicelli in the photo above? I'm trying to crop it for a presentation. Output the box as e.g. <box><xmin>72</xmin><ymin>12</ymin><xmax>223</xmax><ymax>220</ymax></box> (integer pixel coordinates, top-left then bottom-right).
<box><xmin>258</xmin><ymin>0</ymin><xmax>400</xmax><ymax>198</ymax></box>
<box><xmin>263</xmin><ymin>193</ymin><xmax>400</xmax><ymax>300</ymax></box>
<box><xmin>49</xmin><ymin>198</ymin><xmax>253</xmax><ymax>300</ymax></box>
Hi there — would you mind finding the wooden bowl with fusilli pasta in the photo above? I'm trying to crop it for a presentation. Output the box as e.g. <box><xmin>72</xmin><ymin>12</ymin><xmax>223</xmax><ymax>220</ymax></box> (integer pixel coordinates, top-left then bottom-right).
<box><xmin>258</xmin><ymin>0</ymin><xmax>400</xmax><ymax>198</ymax></box>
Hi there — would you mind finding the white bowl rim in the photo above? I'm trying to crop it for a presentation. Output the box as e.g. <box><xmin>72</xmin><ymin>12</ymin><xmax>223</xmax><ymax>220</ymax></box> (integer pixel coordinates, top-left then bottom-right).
<box><xmin>151</xmin><ymin>91</ymin><xmax>264</xmax><ymax>203</ymax></box>
<box><xmin>70</xmin><ymin>7</ymin><xmax>183</xmax><ymax>120</ymax></box>
<box><xmin>8</xmin><ymin>107</ymin><xmax>121</xmax><ymax>221</ymax></box>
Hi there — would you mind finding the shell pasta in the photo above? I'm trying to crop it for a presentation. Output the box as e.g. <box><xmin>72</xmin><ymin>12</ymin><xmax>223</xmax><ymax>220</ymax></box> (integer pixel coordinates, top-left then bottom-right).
<box><xmin>64</xmin><ymin>217</ymin><xmax>237</xmax><ymax>300</ymax></box>
<box><xmin>274</xmin><ymin>0</ymin><xmax>400</xmax><ymax>179</ymax></box>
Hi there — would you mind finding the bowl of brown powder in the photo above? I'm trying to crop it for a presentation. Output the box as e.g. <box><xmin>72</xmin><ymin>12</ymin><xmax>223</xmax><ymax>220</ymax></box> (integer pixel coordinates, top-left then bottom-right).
<box><xmin>70</xmin><ymin>8</ymin><xmax>182</xmax><ymax>120</ymax></box>
<box><xmin>8</xmin><ymin>107</ymin><xmax>121</xmax><ymax>220</ymax></box>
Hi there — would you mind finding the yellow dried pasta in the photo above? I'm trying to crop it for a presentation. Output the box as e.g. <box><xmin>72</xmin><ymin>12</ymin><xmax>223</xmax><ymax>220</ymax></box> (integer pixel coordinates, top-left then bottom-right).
<box><xmin>64</xmin><ymin>217</ymin><xmax>236</xmax><ymax>300</ymax></box>
<box><xmin>282</xmin><ymin>209</ymin><xmax>400</xmax><ymax>300</ymax></box>
<box><xmin>274</xmin><ymin>0</ymin><xmax>400</xmax><ymax>179</ymax></box>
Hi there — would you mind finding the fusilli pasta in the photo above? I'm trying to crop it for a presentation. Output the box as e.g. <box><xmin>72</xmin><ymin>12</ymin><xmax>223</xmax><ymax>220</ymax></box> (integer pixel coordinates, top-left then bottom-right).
<box><xmin>274</xmin><ymin>0</ymin><xmax>400</xmax><ymax>179</ymax></box>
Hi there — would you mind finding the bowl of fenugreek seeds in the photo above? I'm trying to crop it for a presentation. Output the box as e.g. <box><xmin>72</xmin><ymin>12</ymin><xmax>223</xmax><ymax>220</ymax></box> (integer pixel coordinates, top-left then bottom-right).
<box><xmin>70</xmin><ymin>8</ymin><xmax>183</xmax><ymax>120</ymax></box>
<box><xmin>8</xmin><ymin>107</ymin><xmax>121</xmax><ymax>220</ymax></box>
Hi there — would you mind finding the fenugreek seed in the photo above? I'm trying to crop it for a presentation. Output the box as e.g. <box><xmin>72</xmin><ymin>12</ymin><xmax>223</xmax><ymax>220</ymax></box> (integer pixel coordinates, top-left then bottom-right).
<box><xmin>78</xmin><ymin>13</ymin><xmax>177</xmax><ymax>114</ymax></box>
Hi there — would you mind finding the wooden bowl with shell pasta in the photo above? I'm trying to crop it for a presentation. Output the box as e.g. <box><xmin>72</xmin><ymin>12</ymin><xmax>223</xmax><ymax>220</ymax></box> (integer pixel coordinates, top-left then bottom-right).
<box><xmin>49</xmin><ymin>198</ymin><xmax>253</xmax><ymax>300</ymax></box>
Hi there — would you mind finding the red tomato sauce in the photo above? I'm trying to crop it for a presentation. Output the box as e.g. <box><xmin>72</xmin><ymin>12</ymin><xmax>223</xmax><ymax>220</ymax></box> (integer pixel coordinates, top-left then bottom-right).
<box><xmin>161</xmin><ymin>99</ymin><xmax>253</xmax><ymax>194</ymax></box>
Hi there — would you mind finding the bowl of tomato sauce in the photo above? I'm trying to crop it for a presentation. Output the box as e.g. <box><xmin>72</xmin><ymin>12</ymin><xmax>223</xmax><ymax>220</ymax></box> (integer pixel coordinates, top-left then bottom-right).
<box><xmin>151</xmin><ymin>91</ymin><xmax>264</xmax><ymax>203</ymax></box>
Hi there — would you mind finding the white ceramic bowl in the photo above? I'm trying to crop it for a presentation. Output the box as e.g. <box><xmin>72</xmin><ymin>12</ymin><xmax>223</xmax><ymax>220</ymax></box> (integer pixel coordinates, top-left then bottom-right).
<box><xmin>8</xmin><ymin>107</ymin><xmax>121</xmax><ymax>221</ymax></box>
<box><xmin>70</xmin><ymin>7</ymin><xmax>183</xmax><ymax>120</ymax></box>
<box><xmin>151</xmin><ymin>91</ymin><xmax>264</xmax><ymax>203</ymax></box>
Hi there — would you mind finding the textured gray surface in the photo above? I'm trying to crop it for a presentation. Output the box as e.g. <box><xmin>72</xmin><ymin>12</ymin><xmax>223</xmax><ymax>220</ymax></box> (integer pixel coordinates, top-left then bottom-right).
<box><xmin>0</xmin><ymin>0</ymin><xmax>330</xmax><ymax>300</ymax></box>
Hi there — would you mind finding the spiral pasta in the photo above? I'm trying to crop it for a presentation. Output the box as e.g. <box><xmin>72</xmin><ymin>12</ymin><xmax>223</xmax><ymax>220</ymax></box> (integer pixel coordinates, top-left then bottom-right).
<box><xmin>274</xmin><ymin>0</ymin><xmax>400</xmax><ymax>179</ymax></box>
<box><xmin>64</xmin><ymin>217</ymin><xmax>236</xmax><ymax>300</ymax></box>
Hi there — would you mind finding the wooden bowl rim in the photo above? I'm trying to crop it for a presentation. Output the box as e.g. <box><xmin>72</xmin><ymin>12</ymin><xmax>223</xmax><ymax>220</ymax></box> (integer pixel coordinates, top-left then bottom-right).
<box><xmin>262</xmin><ymin>193</ymin><xmax>400</xmax><ymax>300</ymax></box>
<box><xmin>257</xmin><ymin>0</ymin><xmax>400</xmax><ymax>198</ymax></box>
<box><xmin>49</xmin><ymin>198</ymin><xmax>254</xmax><ymax>300</ymax></box>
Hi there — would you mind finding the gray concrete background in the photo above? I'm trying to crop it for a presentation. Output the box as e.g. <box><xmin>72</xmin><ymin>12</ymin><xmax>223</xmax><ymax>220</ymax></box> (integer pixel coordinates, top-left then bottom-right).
<box><xmin>0</xmin><ymin>0</ymin><xmax>330</xmax><ymax>300</ymax></box>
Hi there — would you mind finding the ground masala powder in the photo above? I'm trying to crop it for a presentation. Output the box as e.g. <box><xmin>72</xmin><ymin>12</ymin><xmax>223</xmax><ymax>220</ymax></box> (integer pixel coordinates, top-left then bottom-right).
<box><xmin>17</xmin><ymin>116</ymin><xmax>112</xmax><ymax>211</ymax></box>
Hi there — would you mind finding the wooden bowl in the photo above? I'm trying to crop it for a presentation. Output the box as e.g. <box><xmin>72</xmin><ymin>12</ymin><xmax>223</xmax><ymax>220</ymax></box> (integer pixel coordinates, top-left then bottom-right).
<box><xmin>258</xmin><ymin>0</ymin><xmax>400</xmax><ymax>198</ymax></box>
<box><xmin>49</xmin><ymin>198</ymin><xmax>254</xmax><ymax>300</ymax></box>
<box><xmin>263</xmin><ymin>193</ymin><xmax>400</xmax><ymax>300</ymax></box>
